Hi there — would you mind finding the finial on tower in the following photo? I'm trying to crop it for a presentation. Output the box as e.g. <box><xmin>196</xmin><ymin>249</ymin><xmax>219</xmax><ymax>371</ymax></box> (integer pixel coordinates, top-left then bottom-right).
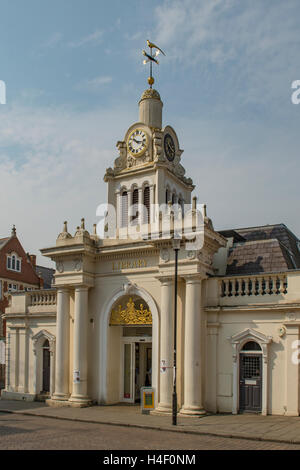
<box><xmin>11</xmin><ymin>225</ymin><xmax>16</xmax><ymax>237</ymax></box>
<box><xmin>142</xmin><ymin>40</ymin><xmax>165</xmax><ymax>89</ymax></box>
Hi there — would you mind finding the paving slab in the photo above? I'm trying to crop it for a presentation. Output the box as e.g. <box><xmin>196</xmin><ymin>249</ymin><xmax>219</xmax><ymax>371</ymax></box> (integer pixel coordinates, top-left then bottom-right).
<box><xmin>0</xmin><ymin>399</ymin><xmax>300</xmax><ymax>444</ymax></box>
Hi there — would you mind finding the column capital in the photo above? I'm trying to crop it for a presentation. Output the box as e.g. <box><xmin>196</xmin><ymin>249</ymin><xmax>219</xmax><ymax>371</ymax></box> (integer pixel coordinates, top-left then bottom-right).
<box><xmin>74</xmin><ymin>285</ymin><xmax>90</xmax><ymax>292</ymax></box>
<box><xmin>155</xmin><ymin>275</ymin><xmax>174</xmax><ymax>286</ymax></box>
<box><xmin>57</xmin><ymin>286</ymin><xmax>70</xmax><ymax>293</ymax></box>
<box><xmin>183</xmin><ymin>273</ymin><xmax>204</xmax><ymax>284</ymax></box>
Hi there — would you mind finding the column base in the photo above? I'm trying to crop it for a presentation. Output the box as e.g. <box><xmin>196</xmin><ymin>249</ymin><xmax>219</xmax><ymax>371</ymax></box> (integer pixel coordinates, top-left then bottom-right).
<box><xmin>68</xmin><ymin>394</ymin><xmax>92</xmax><ymax>408</ymax></box>
<box><xmin>151</xmin><ymin>402</ymin><xmax>172</xmax><ymax>415</ymax></box>
<box><xmin>179</xmin><ymin>405</ymin><xmax>207</xmax><ymax>416</ymax></box>
<box><xmin>46</xmin><ymin>398</ymin><xmax>70</xmax><ymax>408</ymax></box>
<box><xmin>51</xmin><ymin>392</ymin><xmax>70</xmax><ymax>401</ymax></box>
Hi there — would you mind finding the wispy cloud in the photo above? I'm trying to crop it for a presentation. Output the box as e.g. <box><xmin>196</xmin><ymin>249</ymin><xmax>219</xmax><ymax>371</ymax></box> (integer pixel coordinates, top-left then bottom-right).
<box><xmin>153</xmin><ymin>0</ymin><xmax>300</xmax><ymax>106</ymax></box>
<box><xmin>0</xmin><ymin>102</ymin><xmax>135</xmax><ymax>266</ymax></box>
<box><xmin>76</xmin><ymin>76</ymin><xmax>113</xmax><ymax>92</ymax></box>
<box><xmin>68</xmin><ymin>29</ymin><xmax>104</xmax><ymax>48</ymax></box>
<box><xmin>43</xmin><ymin>32</ymin><xmax>63</xmax><ymax>48</ymax></box>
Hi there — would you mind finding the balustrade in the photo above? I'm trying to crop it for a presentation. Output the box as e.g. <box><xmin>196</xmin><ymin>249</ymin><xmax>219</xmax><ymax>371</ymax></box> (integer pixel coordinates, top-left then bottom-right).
<box><xmin>30</xmin><ymin>290</ymin><xmax>57</xmax><ymax>306</ymax></box>
<box><xmin>221</xmin><ymin>275</ymin><xmax>287</xmax><ymax>298</ymax></box>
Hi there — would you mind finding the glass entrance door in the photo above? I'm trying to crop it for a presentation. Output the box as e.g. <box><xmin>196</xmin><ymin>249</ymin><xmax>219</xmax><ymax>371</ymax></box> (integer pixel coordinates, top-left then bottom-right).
<box><xmin>122</xmin><ymin>340</ymin><xmax>152</xmax><ymax>403</ymax></box>
<box><xmin>123</xmin><ymin>342</ymin><xmax>135</xmax><ymax>403</ymax></box>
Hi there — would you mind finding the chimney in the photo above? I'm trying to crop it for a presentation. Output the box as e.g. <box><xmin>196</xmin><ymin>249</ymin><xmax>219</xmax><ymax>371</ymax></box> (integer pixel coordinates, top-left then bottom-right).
<box><xmin>29</xmin><ymin>254</ymin><xmax>36</xmax><ymax>267</ymax></box>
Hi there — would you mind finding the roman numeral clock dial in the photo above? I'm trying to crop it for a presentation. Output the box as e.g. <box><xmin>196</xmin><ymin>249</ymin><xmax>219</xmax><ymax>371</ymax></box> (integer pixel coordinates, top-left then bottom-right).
<box><xmin>127</xmin><ymin>128</ymin><xmax>148</xmax><ymax>157</ymax></box>
<box><xmin>164</xmin><ymin>133</ymin><xmax>175</xmax><ymax>162</ymax></box>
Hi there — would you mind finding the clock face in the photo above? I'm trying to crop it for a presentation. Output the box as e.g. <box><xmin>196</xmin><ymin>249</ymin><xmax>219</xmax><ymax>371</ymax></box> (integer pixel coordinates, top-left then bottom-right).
<box><xmin>164</xmin><ymin>133</ymin><xmax>175</xmax><ymax>162</ymax></box>
<box><xmin>127</xmin><ymin>128</ymin><xmax>148</xmax><ymax>157</ymax></box>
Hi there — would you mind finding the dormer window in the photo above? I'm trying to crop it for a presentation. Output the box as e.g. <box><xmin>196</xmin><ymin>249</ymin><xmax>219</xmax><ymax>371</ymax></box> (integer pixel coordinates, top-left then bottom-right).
<box><xmin>7</xmin><ymin>253</ymin><xmax>21</xmax><ymax>272</ymax></box>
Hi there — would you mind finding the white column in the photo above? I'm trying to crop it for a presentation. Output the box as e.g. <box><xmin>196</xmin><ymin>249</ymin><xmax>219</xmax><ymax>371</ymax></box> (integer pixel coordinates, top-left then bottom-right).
<box><xmin>150</xmin><ymin>184</ymin><xmax>155</xmax><ymax>223</ymax></box>
<box><xmin>127</xmin><ymin>188</ymin><xmax>133</xmax><ymax>228</ymax></box>
<box><xmin>206</xmin><ymin>323</ymin><xmax>220</xmax><ymax>413</ymax></box>
<box><xmin>49</xmin><ymin>343</ymin><xmax>56</xmax><ymax>396</ymax></box>
<box><xmin>33</xmin><ymin>342</ymin><xmax>38</xmax><ymax>395</ymax></box>
<box><xmin>116</xmin><ymin>190</ymin><xmax>121</xmax><ymax>236</ymax></box>
<box><xmin>5</xmin><ymin>330</ymin><xmax>11</xmax><ymax>391</ymax></box>
<box><xmin>138</xmin><ymin>187</ymin><xmax>143</xmax><ymax>226</ymax></box>
<box><xmin>18</xmin><ymin>329</ymin><xmax>26</xmax><ymax>393</ymax></box>
<box><xmin>180</xmin><ymin>275</ymin><xmax>206</xmax><ymax>415</ymax></box>
<box><xmin>231</xmin><ymin>343</ymin><xmax>239</xmax><ymax>414</ymax></box>
<box><xmin>156</xmin><ymin>277</ymin><xmax>174</xmax><ymax>413</ymax></box>
<box><xmin>52</xmin><ymin>287</ymin><xmax>70</xmax><ymax>401</ymax></box>
<box><xmin>10</xmin><ymin>328</ymin><xmax>19</xmax><ymax>392</ymax></box>
<box><xmin>284</xmin><ymin>323</ymin><xmax>299</xmax><ymax>416</ymax></box>
<box><xmin>24</xmin><ymin>327</ymin><xmax>29</xmax><ymax>393</ymax></box>
<box><xmin>69</xmin><ymin>286</ymin><xmax>91</xmax><ymax>405</ymax></box>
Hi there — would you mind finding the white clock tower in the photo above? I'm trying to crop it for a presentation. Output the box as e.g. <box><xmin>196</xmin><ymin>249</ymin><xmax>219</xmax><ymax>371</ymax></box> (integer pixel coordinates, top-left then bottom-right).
<box><xmin>104</xmin><ymin>87</ymin><xmax>195</xmax><ymax>239</ymax></box>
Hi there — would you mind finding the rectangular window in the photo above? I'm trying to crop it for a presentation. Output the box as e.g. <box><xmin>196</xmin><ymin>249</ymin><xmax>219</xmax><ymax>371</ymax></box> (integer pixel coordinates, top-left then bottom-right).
<box><xmin>7</xmin><ymin>257</ymin><xmax>11</xmax><ymax>269</ymax></box>
<box><xmin>8</xmin><ymin>284</ymin><xmax>17</xmax><ymax>292</ymax></box>
<box><xmin>16</xmin><ymin>259</ymin><xmax>20</xmax><ymax>272</ymax></box>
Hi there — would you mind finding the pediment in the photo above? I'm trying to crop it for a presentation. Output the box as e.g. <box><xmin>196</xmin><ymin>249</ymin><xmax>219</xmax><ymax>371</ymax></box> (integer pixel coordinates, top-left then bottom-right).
<box><xmin>32</xmin><ymin>329</ymin><xmax>55</xmax><ymax>343</ymax></box>
<box><xmin>230</xmin><ymin>328</ymin><xmax>272</xmax><ymax>345</ymax></box>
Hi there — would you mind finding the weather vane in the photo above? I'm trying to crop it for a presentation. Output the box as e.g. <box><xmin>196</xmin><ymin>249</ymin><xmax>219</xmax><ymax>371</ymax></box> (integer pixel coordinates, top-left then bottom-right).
<box><xmin>142</xmin><ymin>40</ymin><xmax>166</xmax><ymax>89</ymax></box>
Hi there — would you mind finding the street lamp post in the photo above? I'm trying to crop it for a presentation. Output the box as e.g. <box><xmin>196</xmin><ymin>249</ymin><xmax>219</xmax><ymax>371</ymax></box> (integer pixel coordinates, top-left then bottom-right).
<box><xmin>172</xmin><ymin>237</ymin><xmax>180</xmax><ymax>426</ymax></box>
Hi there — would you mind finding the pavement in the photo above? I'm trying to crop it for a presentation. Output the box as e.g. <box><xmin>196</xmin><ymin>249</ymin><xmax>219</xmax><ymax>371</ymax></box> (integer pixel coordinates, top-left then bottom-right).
<box><xmin>0</xmin><ymin>399</ymin><xmax>300</xmax><ymax>445</ymax></box>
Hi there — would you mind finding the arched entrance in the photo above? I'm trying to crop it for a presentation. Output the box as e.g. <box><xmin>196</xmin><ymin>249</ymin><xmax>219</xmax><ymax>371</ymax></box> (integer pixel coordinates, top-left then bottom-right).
<box><xmin>239</xmin><ymin>341</ymin><xmax>262</xmax><ymax>412</ymax></box>
<box><xmin>32</xmin><ymin>329</ymin><xmax>56</xmax><ymax>397</ymax></box>
<box><xmin>229</xmin><ymin>328</ymin><xmax>272</xmax><ymax>415</ymax></box>
<box><xmin>110</xmin><ymin>295</ymin><xmax>152</xmax><ymax>403</ymax></box>
<box><xmin>99</xmin><ymin>284</ymin><xmax>159</xmax><ymax>406</ymax></box>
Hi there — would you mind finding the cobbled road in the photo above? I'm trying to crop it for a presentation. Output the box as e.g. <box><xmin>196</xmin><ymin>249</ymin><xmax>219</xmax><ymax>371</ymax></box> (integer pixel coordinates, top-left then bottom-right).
<box><xmin>0</xmin><ymin>412</ymin><xmax>299</xmax><ymax>450</ymax></box>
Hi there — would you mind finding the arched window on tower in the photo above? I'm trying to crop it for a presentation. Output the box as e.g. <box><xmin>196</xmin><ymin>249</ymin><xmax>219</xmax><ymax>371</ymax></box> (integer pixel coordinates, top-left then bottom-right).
<box><xmin>121</xmin><ymin>190</ymin><xmax>128</xmax><ymax>227</ymax></box>
<box><xmin>165</xmin><ymin>188</ymin><xmax>170</xmax><ymax>204</ymax></box>
<box><xmin>143</xmin><ymin>186</ymin><xmax>150</xmax><ymax>224</ymax></box>
<box><xmin>178</xmin><ymin>198</ymin><xmax>184</xmax><ymax>216</ymax></box>
<box><xmin>131</xmin><ymin>188</ymin><xmax>139</xmax><ymax>225</ymax></box>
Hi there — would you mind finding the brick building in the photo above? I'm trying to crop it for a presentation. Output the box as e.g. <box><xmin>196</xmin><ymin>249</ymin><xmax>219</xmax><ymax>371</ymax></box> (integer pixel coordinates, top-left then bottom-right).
<box><xmin>0</xmin><ymin>226</ymin><xmax>55</xmax><ymax>336</ymax></box>
<box><xmin>0</xmin><ymin>226</ymin><xmax>54</xmax><ymax>389</ymax></box>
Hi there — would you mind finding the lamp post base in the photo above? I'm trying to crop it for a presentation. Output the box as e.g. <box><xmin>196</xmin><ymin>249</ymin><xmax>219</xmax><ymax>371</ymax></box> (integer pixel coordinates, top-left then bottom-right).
<box><xmin>172</xmin><ymin>392</ymin><xmax>177</xmax><ymax>425</ymax></box>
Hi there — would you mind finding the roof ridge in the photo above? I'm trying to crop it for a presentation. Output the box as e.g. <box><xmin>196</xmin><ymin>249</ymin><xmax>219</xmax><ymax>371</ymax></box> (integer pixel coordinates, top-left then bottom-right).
<box><xmin>234</xmin><ymin>223</ymin><xmax>285</xmax><ymax>232</ymax></box>
<box><xmin>234</xmin><ymin>238</ymin><xmax>280</xmax><ymax>246</ymax></box>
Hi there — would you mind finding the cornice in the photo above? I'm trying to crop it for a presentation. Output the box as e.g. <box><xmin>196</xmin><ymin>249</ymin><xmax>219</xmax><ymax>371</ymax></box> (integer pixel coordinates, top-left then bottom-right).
<box><xmin>97</xmin><ymin>245</ymin><xmax>159</xmax><ymax>260</ymax></box>
<box><xmin>95</xmin><ymin>266</ymin><xmax>159</xmax><ymax>278</ymax></box>
<box><xmin>205</xmin><ymin>303</ymin><xmax>300</xmax><ymax>313</ymax></box>
<box><xmin>4</xmin><ymin>312</ymin><xmax>56</xmax><ymax>320</ymax></box>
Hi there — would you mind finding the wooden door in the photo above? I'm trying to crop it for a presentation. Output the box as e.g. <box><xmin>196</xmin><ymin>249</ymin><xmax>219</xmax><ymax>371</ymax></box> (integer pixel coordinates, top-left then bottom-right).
<box><xmin>42</xmin><ymin>340</ymin><xmax>50</xmax><ymax>393</ymax></box>
<box><xmin>239</xmin><ymin>354</ymin><xmax>262</xmax><ymax>412</ymax></box>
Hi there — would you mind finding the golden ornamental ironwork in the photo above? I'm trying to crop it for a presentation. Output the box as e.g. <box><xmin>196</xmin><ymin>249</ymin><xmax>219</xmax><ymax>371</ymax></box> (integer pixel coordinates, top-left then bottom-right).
<box><xmin>110</xmin><ymin>298</ymin><xmax>152</xmax><ymax>325</ymax></box>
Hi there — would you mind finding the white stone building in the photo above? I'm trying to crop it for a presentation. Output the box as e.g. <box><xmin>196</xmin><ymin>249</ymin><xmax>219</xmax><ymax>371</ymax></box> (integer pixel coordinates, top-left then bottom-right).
<box><xmin>2</xmin><ymin>86</ymin><xmax>300</xmax><ymax>416</ymax></box>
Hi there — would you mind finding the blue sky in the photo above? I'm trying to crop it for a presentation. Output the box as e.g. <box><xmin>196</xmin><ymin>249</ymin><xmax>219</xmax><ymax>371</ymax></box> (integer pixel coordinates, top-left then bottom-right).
<box><xmin>0</xmin><ymin>0</ymin><xmax>300</xmax><ymax>266</ymax></box>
